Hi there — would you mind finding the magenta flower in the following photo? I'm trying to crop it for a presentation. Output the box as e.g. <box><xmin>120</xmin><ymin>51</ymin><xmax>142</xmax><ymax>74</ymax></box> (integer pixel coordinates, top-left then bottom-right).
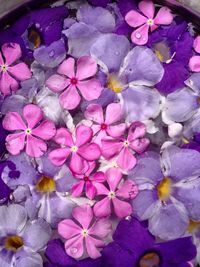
<box><xmin>71</xmin><ymin>162</ymin><xmax>106</xmax><ymax>200</ymax></box>
<box><xmin>93</xmin><ymin>168</ymin><xmax>138</xmax><ymax>218</ymax></box>
<box><xmin>101</xmin><ymin>121</ymin><xmax>150</xmax><ymax>171</ymax></box>
<box><xmin>2</xmin><ymin>104</ymin><xmax>56</xmax><ymax>157</ymax></box>
<box><xmin>125</xmin><ymin>0</ymin><xmax>173</xmax><ymax>45</ymax></box>
<box><xmin>49</xmin><ymin>125</ymin><xmax>101</xmax><ymax>174</ymax></box>
<box><xmin>46</xmin><ymin>56</ymin><xmax>102</xmax><ymax>110</ymax></box>
<box><xmin>189</xmin><ymin>36</ymin><xmax>200</xmax><ymax>72</ymax></box>
<box><xmin>0</xmin><ymin>43</ymin><xmax>32</xmax><ymax>96</ymax></box>
<box><xmin>58</xmin><ymin>204</ymin><xmax>112</xmax><ymax>259</ymax></box>
<box><xmin>84</xmin><ymin>103</ymin><xmax>126</xmax><ymax>145</ymax></box>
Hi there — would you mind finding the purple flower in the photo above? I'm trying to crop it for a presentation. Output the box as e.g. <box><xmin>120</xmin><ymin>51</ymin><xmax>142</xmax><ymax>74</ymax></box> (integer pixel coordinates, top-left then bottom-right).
<box><xmin>0</xmin><ymin>118</ymin><xmax>7</xmax><ymax>157</ymax></box>
<box><xmin>0</xmin><ymin>161</ymin><xmax>12</xmax><ymax>203</ymax></box>
<box><xmin>102</xmin><ymin>217</ymin><xmax>196</xmax><ymax>267</ymax></box>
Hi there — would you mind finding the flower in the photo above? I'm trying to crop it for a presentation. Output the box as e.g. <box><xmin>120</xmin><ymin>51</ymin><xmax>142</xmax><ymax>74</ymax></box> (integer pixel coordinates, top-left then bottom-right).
<box><xmin>0</xmin><ymin>43</ymin><xmax>32</xmax><ymax>96</ymax></box>
<box><xmin>101</xmin><ymin>217</ymin><xmax>196</xmax><ymax>267</ymax></box>
<box><xmin>49</xmin><ymin>125</ymin><xmax>101</xmax><ymax>174</ymax></box>
<box><xmin>125</xmin><ymin>0</ymin><xmax>173</xmax><ymax>45</ymax></box>
<box><xmin>129</xmin><ymin>145</ymin><xmax>200</xmax><ymax>240</ymax></box>
<box><xmin>46</xmin><ymin>56</ymin><xmax>102</xmax><ymax>110</ymax></box>
<box><xmin>58</xmin><ymin>204</ymin><xmax>112</xmax><ymax>259</ymax></box>
<box><xmin>102</xmin><ymin>122</ymin><xmax>149</xmax><ymax>171</ymax></box>
<box><xmin>93</xmin><ymin>168</ymin><xmax>138</xmax><ymax>218</ymax></box>
<box><xmin>71</xmin><ymin>162</ymin><xmax>106</xmax><ymax>200</ymax></box>
<box><xmin>2</xmin><ymin>104</ymin><xmax>56</xmax><ymax>157</ymax></box>
<box><xmin>0</xmin><ymin>161</ymin><xmax>13</xmax><ymax>203</ymax></box>
<box><xmin>189</xmin><ymin>36</ymin><xmax>200</xmax><ymax>72</ymax></box>
<box><xmin>84</xmin><ymin>103</ymin><xmax>126</xmax><ymax>145</ymax></box>
<box><xmin>0</xmin><ymin>118</ymin><xmax>7</xmax><ymax>157</ymax></box>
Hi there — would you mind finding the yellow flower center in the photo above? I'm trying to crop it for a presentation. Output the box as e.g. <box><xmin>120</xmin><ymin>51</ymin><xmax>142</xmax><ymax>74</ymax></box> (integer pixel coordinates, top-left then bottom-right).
<box><xmin>35</xmin><ymin>175</ymin><xmax>56</xmax><ymax>193</ymax></box>
<box><xmin>108</xmin><ymin>191</ymin><xmax>116</xmax><ymax>199</ymax></box>
<box><xmin>1</xmin><ymin>64</ymin><xmax>8</xmax><ymax>72</ymax></box>
<box><xmin>157</xmin><ymin>177</ymin><xmax>172</xmax><ymax>201</ymax></box>
<box><xmin>181</xmin><ymin>136</ymin><xmax>190</xmax><ymax>144</ymax></box>
<box><xmin>5</xmin><ymin>235</ymin><xmax>23</xmax><ymax>251</ymax></box>
<box><xmin>70</xmin><ymin>145</ymin><xmax>78</xmax><ymax>152</ymax></box>
<box><xmin>107</xmin><ymin>75</ymin><xmax>123</xmax><ymax>93</ymax></box>
<box><xmin>81</xmin><ymin>229</ymin><xmax>89</xmax><ymax>237</ymax></box>
<box><xmin>154</xmin><ymin>42</ymin><xmax>171</xmax><ymax>63</ymax></box>
<box><xmin>147</xmin><ymin>19</ymin><xmax>154</xmax><ymax>26</ymax></box>
<box><xmin>155</xmin><ymin>50</ymin><xmax>164</xmax><ymax>62</ymax></box>
<box><xmin>139</xmin><ymin>252</ymin><xmax>160</xmax><ymax>267</ymax></box>
<box><xmin>188</xmin><ymin>220</ymin><xmax>200</xmax><ymax>233</ymax></box>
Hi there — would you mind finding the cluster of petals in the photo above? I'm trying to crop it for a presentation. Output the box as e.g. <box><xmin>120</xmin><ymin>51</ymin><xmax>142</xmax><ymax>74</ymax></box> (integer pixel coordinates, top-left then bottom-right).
<box><xmin>2</xmin><ymin>104</ymin><xmax>56</xmax><ymax>157</ymax></box>
<box><xmin>58</xmin><ymin>204</ymin><xmax>112</xmax><ymax>259</ymax></box>
<box><xmin>125</xmin><ymin>0</ymin><xmax>173</xmax><ymax>45</ymax></box>
<box><xmin>46</xmin><ymin>56</ymin><xmax>102</xmax><ymax>110</ymax></box>
<box><xmin>49</xmin><ymin>125</ymin><xmax>101</xmax><ymax>174</ymax></box>
<box><xmin>0</xmin><ymin>43</ymin><xmax>32</xmax><ymax>96</ymax></box>
<box><xmin>189</xmin><ymin>36</ymin><xmax>200</xmax><ymax>72</ymax></box>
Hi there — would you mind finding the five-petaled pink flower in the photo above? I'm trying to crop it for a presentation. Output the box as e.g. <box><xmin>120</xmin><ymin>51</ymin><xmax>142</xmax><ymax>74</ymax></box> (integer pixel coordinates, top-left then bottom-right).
<box><xmin>46</xmin><ymin>56</ymin><xmax>102</xmax><ymax>110</ymax></box>
<box><xmin>71</xmin><ymin>162</ymin><xmax>106</xmax><ymax>199</ymax></box>
<box><xmin>58</xmin><ymin>204</ymin><xmax>112</xmax><ymax>259</ymax></box>
<box><xmin>2</xmin><ymin>104</ymin><xmax>56</xmax><ymax>157</ymax></box>
<box><xmin>84</xmin><ymin>103</ymin><xmax>126</xmax><ymax>145</ymax></box>
<box><xmin>49</xmin><ymin>125</ymin><xmax>101</xmax><ymax>174</ymax></box>
<box><xmin>189</xmin><ymin>36</ymin><xmax>200</xmax><ymax>72</ymax></box>
<box><xmin>93</xmin><ymin>168</ymin><xmax>138</xmax><ymax>218</ymax></box>
<box><xmin>0</xmin><ymin>43</ymin><xmax>32</xmax><ymax>96</ymax></box>
<box><xmin>101</xmin><ymin>121</ymin><xmax>150</xmax><ymax>171</ymax></box>
<box><xmin>125</xmin><ymin>0</ymin><xmax>173</xmax><ymax>45</ymax></box>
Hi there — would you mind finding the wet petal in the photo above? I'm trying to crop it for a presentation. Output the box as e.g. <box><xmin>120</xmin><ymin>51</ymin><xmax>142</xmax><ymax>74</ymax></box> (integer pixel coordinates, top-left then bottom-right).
<box><xmin>131</xmin><ymin>24</ymin><xmax>149</xmax><ymax>45</ymax></box>
<box><xmin>193</xmin><ymin>36</ymin><xmax>200</xmax><ymax>53</ymax></box>
<box><xmin>65</xmin><ymin>235</ymin><xmax>84</xmax><ymax>259</ymax></box>
<box><xmin>189</xmin><ymin>56</ymin><xmax>200</xmax><ymax>72</ymax></box>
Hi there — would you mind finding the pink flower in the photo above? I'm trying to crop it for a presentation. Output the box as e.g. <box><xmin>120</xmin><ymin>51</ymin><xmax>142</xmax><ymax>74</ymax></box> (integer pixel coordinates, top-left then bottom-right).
<box><xmin>101</xmin><ymin>121</ymin><xmax>150</xmax><ymax>171</ymax></box>
<box><xmin>93</xmin><ymin>168</ymin><xmax>138</xmax><ymax>218</ymax></box>
<box><xmin>49</xmin><ymin>125</ymin><xmax>101</xmax><ymax>174</ymax></box>
<box><xmin>58</xmin><ymin>204</ymin><xmax>111</xmax><ymax>259</ymax></box>
<box><xmin>2</xmin><ymin>104</ymin><xmax>56</xmax><ymax>157</ymax></box>
<box><xmin>125</xmin><ymin>0</ymin><xmax>173</xmax><ymax>45</ymax></box>
<box><xmin>84</xmin><ymin>103</ymin><xmax>126</xmax><ymax>145</ymax></box>
<box><xmin>46</xmin><ymin>56</ymin><xmax>102</xmax><ymax>110</ymax></box>
<box><xmin>189</xmin><ymin>36</ymin><xmax>200</xmax><ymax>72</ymax></box>
<box><xmin>0</xmin><ymin>43</ymin><xmax>32</xmax><ymax>96</ymax></box>
<box><xmin>71</xmin><ymin>162</ymin><xmax>106</xmax><ymax>200</ymax></box>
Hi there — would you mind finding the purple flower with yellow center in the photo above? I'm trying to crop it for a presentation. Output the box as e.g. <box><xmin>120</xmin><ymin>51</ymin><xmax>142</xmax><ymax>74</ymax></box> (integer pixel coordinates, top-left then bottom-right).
<box><xmin>101</xmin><ymin>217</ymin><xmax>196</xmax><ymax>267</ymax></box>
<box><xmin>128</xmin><ymin>145</ymin><xmax>200</xmax><ymax>240</ymax></box>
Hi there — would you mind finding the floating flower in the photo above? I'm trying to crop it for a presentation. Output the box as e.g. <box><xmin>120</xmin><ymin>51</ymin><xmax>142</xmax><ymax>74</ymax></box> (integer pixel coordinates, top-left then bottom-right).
<box><xmin>125</xmin><ymin>0</ymin><xmax>173</xmax><ymax>45</ymax></box>
<box><xmin>93</xmin><ymin>168</ymin><xmax>138</xmax><ymax>218</ymax></box>
<box><xmin>49</xmin><ymin>125</ymin><xmax>101</xmax><ymax>174</ymax></box>
<box><xmin>46</xmin><ymin>56</ymin><xmax>102</xmax><ymax>110</ymax></box>
<box><xmin>3</xmin><ymin>104</ymin><xmax>56</xmax><ymax>157</ymax></box>
<box><xmin>102</xmin><ymin>121</ymin><xmax>149</xmax><ymax>171</ymax></box>
<box><xmin>189</xmin><ymin>36</ymin><xmax>200</xmax><ymax>72</ymax></box>
<box><xmin>0</xmin><ymin>43</ymin><xmax>32</xmax><ymax>96</ymax></box>
<box><xmin>58</xmin><ymin>204</ymin><xmax>112</xmax><ymax>259</ymax></box>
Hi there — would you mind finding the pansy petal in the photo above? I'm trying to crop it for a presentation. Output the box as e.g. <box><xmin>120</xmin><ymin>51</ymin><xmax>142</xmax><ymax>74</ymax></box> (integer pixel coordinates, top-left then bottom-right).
<box><xmin>85</xmin><ymin>236</ymin><xmax>103</xmax><ymax>259</ymax></box>
<box><xmin>112</xmin><ymin>198</ymin><xmax>132</xmax><ymax>218</ymax></box>
<box><xmin>23</xmin><ymin>104</ymin><xmax>43</xmax><ymax>129</ymax></box>
<box><xmin>116</xmin><ymin>180</ymin><xmax>138</xmax><ymax>199</ymax></box>
<box><xmin>105</xmin><ymin>103</ymin><xmax>123</xmax><ymax>125</ymax></box>
<box><xmin>2</xmin><ymin>43</ymin><xmax>22</xmax><ymax>65</ymax></box>
<box><xmin>46</xmin><ymin>74</ymin><xmax>69</xmax><ymax>93</ymax></box>
<box><xmin>8</xmin><ymin>63</ymin><xmax>32</xmax><ymax>81</ymax></box>
<box><xmin>6</xmin><ymin>132</ymin><xmax>25</xmax><ymax>155</ymax></box>
<box><xmin>189</xmin><ymin>56</ymin><xmax>200</xmax><ymax>72</ymax></box>
<box><xmin>58</xmin><ymin>219</ymin><xmax>81</xmax><ymax>239</ymax></box>
<box><xmin>3</xmin><ymin>112</ymin><xmax>26</xmax><ymax>131</ymax></box>
<box><xmin>72</xmin><ymin>204</ymin><xmax>93</xmax><ymax>229</ymax></box>
<box><xmin>26</xmin><ymin>135</ymin><xmax>47</xmax><ymax>157</ymax></box>
<box><xmin>69</xmin><ymin>153</ymin><xmax>89</xmax><ymax>174</ymax></box>
<box><xmin>154</xmin><ymin>6</ymin><xmax>173</xmax><ymax>25</ymax></box>
<box><xmin>49</xmin><ymin>148</ymin><xmax>71</xmax><ymax>166</ymax></box>
<box><xmin>76</xmin><ymin>125</ymin><xmax>93</xmax><ymax>147</ymax></box>
<box><xmin>78</xmin><ymin>79</ymin><xmax>102</xmax><ymax>101</ymax></box>
<box><xmin>32</xmin><ymin>120</ymin><xmax>56</xmax><ymax>140</ymax></box>
<box><xmin>76</xmin><ymin>56</ymin><xmax>97</xmax><ymax>80</ymax></box>
<box><xmin>101</xmin><ymin>139</ymin><xmax>122</xmax><ymax>159</ymax></box>
<box><xmin>117</xmin><ymin>147</ymin><xmax>137</xmax><ymax>170</ymax></box>
<box><xmin>139</xmin><ymin>0</ymin><xmax>155</xmax><ymax>19</ymax></box>
<box><xmin>59</xmin><ymin>86</ymin><xmax>81</xmax><ymax>110</ymax></box>
<box><xmin>106</xmin><ymin>168</ymin><xmax>122</xmax><ymax>191</ymax></box>
<box><xmin>71</xmin><ymin>181</ymin><xmax>85</xmax><ymax>197</ymax></box>
<box><xmin>107</xmin><ymin>124</ymin><xmax>126</xmax><ymax>138</ymax></box>
<box><xmin>0</xmin><ymin>71</ymin><xmax>19</xmax><ymax>96</ymax></box>
<box><xmin>53</xmin><ymin>128</ymin><xmax>73</xmax><ymax>147</ymax></box>
<box><xmin>57</xmin><ymin>58</ymin><xmax>75</xmax><ymax>78</ymax></box>
<box><xmin>94</xmin><ymin>197</ymin><xmax>111</xmax><ymax>217</ymax></box>
<box><xmin>78</xmin><ymin>143</ymin><xmax>101</xmax><ymax>161</ymax></box>
<box><xmin>65</xmin><ymin>235</ymin><xmax>84</xmax><ymax>259</ymax></box>
<box><xmin>125</xmin><ymin>10</ymin><xmax>147</xmax><ymax>27</ymax></box>
<box><xmin>84</xmin><ymin>104</ymin><xmax>104</xmax><ymax>124</ymax></box>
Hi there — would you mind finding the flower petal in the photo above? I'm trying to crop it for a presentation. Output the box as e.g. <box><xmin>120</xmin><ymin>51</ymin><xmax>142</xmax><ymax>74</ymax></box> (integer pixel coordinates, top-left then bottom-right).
<box><xmin>106</xmin><ymin>168</ymin><xmax>122</xmax><ymax>191</ymax></box>
<box><xmin>131</xmin><ymin>24</ymin><xmax>149</xmax><ymax>46</ymax></box>
<box><xmin>76</xmin><ymin>125</ymin><xmax>93</xmax><ymax>147</ymax></box>
<box><xmin>2</xmin><ymin>43</ymin><xmax>22</xmax><ymax>65</ymax></box>
<box><xmin>85</xmin><ymin>182</ymin><xmax>97</xmax><ymax>200</ymax></box>
<box><xmin>53</xmin><ymin>128</ymin><xmax>73</xmax><ymax>147</ymax></box>
<box><xmin>6</xmin><ymin>132</ymin><xmax>25</xmax><ymax>155</ymax></box>
<box><xmin>107</xmin><ymin>124</ymin><xmax>126</xmax><ymax>138</ymax></box>
<box><xmin>58</xmin><ymin>219</ymin><xmax>81</xmax><ymax>239</ymax></box>
<box><xmin>72</xmin><ymin>204</ymin><xmax>93</xmax><ymax>229</ymax></box>
<box><xmin>112</xmin><ymin>198</ymin><xmax>132</xmax><ymax>218</ymax></box>
<box><xmin>78</xmin><ymin>79</ymin><xmax>102</xmax><ymax>101</ymax></box>
<box><xmin>32</xmin><ymin>120</ymin><xmax>56</xmax><ymax>140</ymax></box>
<box><xmin>59</xmin><ymin>86</ymin><xmax>81</xmax><ymax>110</ymax></box>
<box><xmin>105</xmin><ymin>103</ymin><xmax>123</xmax><ymax>125</ymax></box>
<box><xmin>193</xmin><ymin>36</ymin><xmax>200</xmax><ymax>54</ymax></box>
<box><xmin>76</xmin><ymin>56</ymin><xmax>97</xmax><ymax>80</ymax></box>
<box><xmin>49</xmin><ymin>148</ymin><xmax>71</xmax><ymax>166</ymax></box>
<box><xmin>8</xmin><ymin>63</ymin><xmax>32</xmax><ymax>81</ymax></box>
<box><xmin>91</xmin><ymin>172</ymin><xmax>106</xmax><ymax>182</ymax></box>
<box><xmin>117</xmin><ymin>147</ymin><xmax>137</xmax><ymax>170</ymax></box>
<box><xmin>101</xmin><ymin>139</ymin><xmax>122</xmax><ymax>159</ymax></box>
<box><xmin>84</xmin><ymin>104</ymin><xmax>104</xmax><ymax>124</ymax></box>
<box><xmin>3</xmin><ymin>112</ymin><xmax>26</xmax><ymax>131</ymax></box>
<box><xmin>46</xmin><ymin>74</ymin><xmax>69</xmax><ymax>93</ymax></box>
<box><xmin>128</xmin><ymin>121</ymin><xmax>146</xmax><ymax>141</ymax></box>
<box><xmin>89</xmin><ymin>218</ymin><xmax>111</xmax><ymax>238</ymax></box>
<box><xmin>116</xmin><ymin>180</ymin><xmax>138</xmax><ymax>199</ymax></box>
<box><xmin>78</xmin><ymin>143</ymin><xmax>101</xmax><ymax>161</ymax></box>
<box><xmin>85</xmin><ymin>236</ymin><xmax>103</xmax><ymax>259</ymax></box>
<box><xmin>94</xmin><ymin>197</ymin><xmax>111</xmax><ymax>217</ymax></box>
<box><xmin>154</xmin><ymin>7</ymin><xmax>173</xmax><ymax>25</ymax></box>
<box><xmin>189</xmin><ymin>56</ymin><xmax>200</xmax><ymax>72</ymax></box>
<box><xmin>125</xmin><ymin>10</ymin><xmax>147</xmax><ymax>27</ymax></box>
<box><xmin>69</xmin><ymin>153</ymin><xmax>89</xmax><ymax>174</ymax></box>
<box><xmin>26</xmin><ymin>135</ymin><xmax>47</xmax><ymax>157</ymax></box>
<box><xmin>0</xmin><ymin>71</ymin><xmax>19</xmax><ymax>96</ymax></box>
<box><xmin>65</xmin><ymin>235</ymin><xmax>84</xmax><ymax>259</ymax></box>
<box><xmin>57</xmin><ymin>58</ymin><xmax>75</xmax><ymax>78</ymax></box>
<box><xmin>94</xmin><ymin>183</ymin><xmax>109</xmax><ymax>195</ymax></box>
<box><xmin>130</xmin><ymin>138</ymin><xmax>150</xmax><ymax>154</ymax></box>
<box><xmin>71</xmin><ymin>181</ymin><xmax>85</xmax><ymax>197</ymax></box>
<box><xmin>23</xmin><ymin>104</ymin><xmax>43</xmax><ymax>129</ymax></box>
<box><xmin>139</xmin><ymin>0</ymin><xmax>155</xmax><ymax>19</ymax></box>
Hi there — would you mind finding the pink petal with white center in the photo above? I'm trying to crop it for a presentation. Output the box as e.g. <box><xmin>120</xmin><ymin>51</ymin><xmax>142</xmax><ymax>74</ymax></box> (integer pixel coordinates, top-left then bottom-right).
<box><xmin>90</xmin><ymin>172</ymin><xmax>106</xmax><ymax>182</ymax></box>
<box><xmin>72</xmin><ymin>204</ymin><xmax>93</xmax><ymax>229</ymax></box>
<box><xmin>78</xmin><ymin>143</ymin><xmax>101</xmax><ymax>161</ymax></box>
<box><xmin>94</xmin><ymin>182</ymin><xmax>109</xmax><ymax>195</ymax></box>
<box><xmin>2</xmin><ymin>43</ymin><xmax>22</xmax><ymax>65</ymax></box>
<box><xmin>49</xmin><ymin>148</ymin><xmax>71</xmax><ymax>166</ymax></box>
<box><xmin>32</xmin><ymin>120</ymin><xmax>56</xmax><ymax>140</ymax></box>
<box><xmin>128</xmin><ymin>121</ymin><xmax>146</xmax><ymax>141</ymax></box>
<box><xmin>3</xmin><ymin>112</ymin><xmax>26</xmax><ymax>131</ymax></box>
<box><xmin>117</xmin><ymin>147</ymin><xmax>137</xmax><ymax>170</ymax></box>
<box><xmin>75</xmin><ymin>125</ymin><xmax>93</xmax><ymax>147</ymax></box>
<box><xmin>193</xmin><ymin>36</ymin><xmax>200</xmax><ymax>54</ymax></box>
<box><xmin>23</xmin><ymin>104</ymin><xmax>43</xmax><ymax>129</ymax></box>
<box><xmin>53</xmin><ymin>128</ymin><xmax>73</xmax><ymax>147</ymax></box>
<box><xmin>59</xmin><ymin>86</ymin><xmax>81</xmax><ymax>110</ymax></box>
<box><xmin>93</xmin><ymin>197</ymin><xmax>111</xmax><ymax>217</ymax></box>
<box><xmin>107</xmin><ymin>124</ymin><xmax>126</xmax><ymax>138</ymax></box>
<box><xmin>65</xmin><ymin>235</ymin><xmax>84</xmax><ymax>259</ymax></box>
<box><xmin>101</xmin><ymin>139</ymin><xmax>122</xmax><ymax>159</ymax></box>
<box><xmin>58</xmin><ymin>219</ymin><xmax>81</xmax><ymax>239</ymax></box>
<box><xmin>26</xmin><ymin>135</ymin><xmax>47</xmax><ymax>157</ymax></box>
<box><xmin>131</xmin><ymin>24</ymin><xmax>149</xmax><ymax>45</ymax></box>
<box><xmin>85</xmin><ymin>236</ymin><xmax>104</xmax><ymax>259</ymax></box>
<box><xmin>112</xmin><ymin>198</ymin><xmax>133</xmax><ymax>218</ymax></box>
<box><xmin>125</xmin><ymin>10</ymin><xmax>147</xmax><ymax>28</ymax></box>
<box><xmin>46</xmin><ymin>74</ymin><xmax>69</xmax><ymax>93</ymax></box>
<box><xmin>106</xmin><ymin>168</ymin><xmax>122</xmax><ymax>191</ymax></box>
<box><xmin>69</xmin><ymin>153</ymin><xmax>89</xmax><ymax>174</ymax></box>
<box><xmin>89</xmin><ymin>218</ymin><xmax>111</xmax><ymax>238</ymax></box>
<box><xmin>78</xmin><ymin>79</ymin><xmax>102</xmax><ymax>101</ymax></box>
<box><xmin>189</xmin><ymin>56</ymin><xmax>200</xmax><ymax>72</ymax></box>
<box><xmin>84</xmin><ymin>104</ymin><xmax>104</xmax><ymax>124</ymax></box>
<box><xmin>57</xmin><ymin>58</ymin><xmax>75</xmax><ymax>78</ymax></box>
<box><xmin>85</xmin><ymin>182</ymin><xmax>96</xmax><ymax>199</ymax></box>
<box><xmin>76</xmin><ymin>56</ymin><xmax>97</xmax><ymax>80</ymax></box>
<box><xmin>0</xmin><ymin>71</ymin><xmax>19</xmax><ymax>96</ymax></box>
<box><xmin>71</xmin><ymin>181</ymin><xmax>85</xmax><ymax>197</ymax></box>
<box><xmin>6</xmin><ymin>132</ymin><xmax>25</xmax><ymax>155</ymax></box>
<box><xmin>116</xmin><ymin>180</ymin><xmax>138</xmax><ymax>200</ymax></box>
<box><xmin>154</xmin><ymin>7</ymin><xmax>173</xmax><ymax>25</ymax></box>
<box><xmin>139</xmin><ymin>0</ymin><xmax>155</xmax><ymax>19</ymax></box>
<box><xmin>8</xmin><ymin>63</ymin><xmax>32</xmax><ymax>81</ymax></box>
<box><xmin>130</xmin><ymin>138</ymin><xmax>150</xmax><ymax>154</ymax></box>
<box><xmin>105</xmin><ymin>103</ymin><xmax>124</xmax><ymax>125</ymax></box>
